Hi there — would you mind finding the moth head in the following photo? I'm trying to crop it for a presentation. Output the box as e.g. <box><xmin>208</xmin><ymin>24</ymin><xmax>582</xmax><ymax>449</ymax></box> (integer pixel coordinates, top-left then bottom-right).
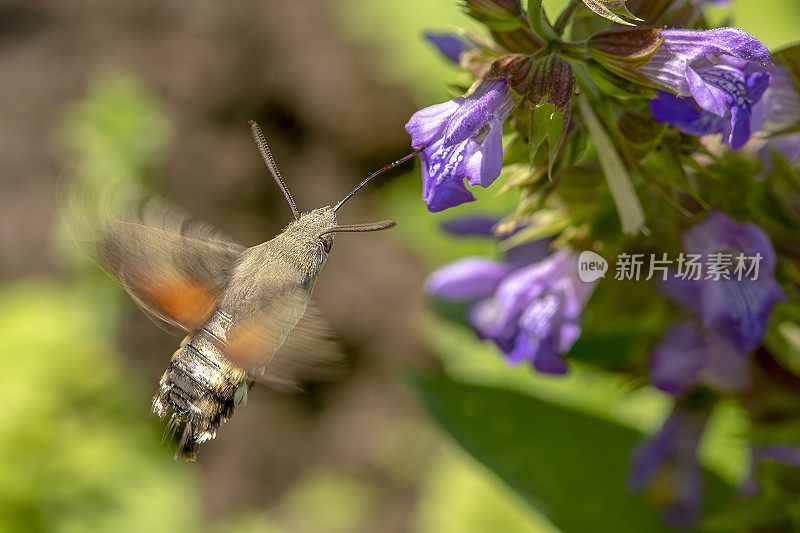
<box><xmin>294</xmin><ymin>207</ymin><xmax>395</xmax><ymax>256</ymax></box>
<box><xmin>249</xmin><ymin>119</ymin><xmax>419</xmax><ymax>252</ymax></box>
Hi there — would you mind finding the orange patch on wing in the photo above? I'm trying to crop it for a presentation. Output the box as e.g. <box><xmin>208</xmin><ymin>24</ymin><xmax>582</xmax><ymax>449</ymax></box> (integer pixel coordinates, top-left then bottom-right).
<box><xmin>225</xmin><ymin>322</ymin><xmax>279</xmax><ymax>374</ymax></box>
<box><xmin>135</xmin><ymin>273</ymin><xmax>218</xmax><ymax>329</ymax></box>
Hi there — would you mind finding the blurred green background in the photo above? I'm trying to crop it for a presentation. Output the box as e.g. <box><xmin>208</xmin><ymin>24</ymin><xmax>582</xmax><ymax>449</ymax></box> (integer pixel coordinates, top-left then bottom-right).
<box><xmin>1</xmin><ymin>1</ymin><xmax>798</xmax><ymax>532</ymax></box>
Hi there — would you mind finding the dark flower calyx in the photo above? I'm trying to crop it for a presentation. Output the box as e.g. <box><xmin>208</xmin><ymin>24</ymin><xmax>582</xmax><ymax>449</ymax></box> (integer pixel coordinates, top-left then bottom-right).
<box><xmin>490</xmin><ymin>54</ymin><xmax>533</xmax><ymax>94</ymax></box>
<box><xmin>528</xmin><ymin>54</ymin><xmax>577</xmax><ymax>112</ymax></box>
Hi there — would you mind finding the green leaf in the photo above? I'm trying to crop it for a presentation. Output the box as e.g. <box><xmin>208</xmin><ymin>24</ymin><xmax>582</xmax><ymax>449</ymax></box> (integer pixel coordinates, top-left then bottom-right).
<box><xmin>578</xmin><ymin>96</ymin><xmax>645</xmax><ymax>235</ymax></box>
<box><xmin>410</xmin><ymin>375</ymin><xmax>736</xmax><ymax>533</ymax></box>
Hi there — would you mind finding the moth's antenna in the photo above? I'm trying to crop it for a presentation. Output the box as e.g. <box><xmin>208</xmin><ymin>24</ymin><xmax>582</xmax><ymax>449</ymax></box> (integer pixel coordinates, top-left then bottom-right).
<box><xmin>319</xmin><ymin>220</ymin><xmax>396</xmax><ymax>236</ymax></box>
<box><xmin>249</xmin><ymin>120</ymin><xmax>300</xmax><ymax>220</ymax></box>
<box><xmin>333</xmin><ymin>149</ymin><xmax>422</xmax><ymax>212</ymax></box>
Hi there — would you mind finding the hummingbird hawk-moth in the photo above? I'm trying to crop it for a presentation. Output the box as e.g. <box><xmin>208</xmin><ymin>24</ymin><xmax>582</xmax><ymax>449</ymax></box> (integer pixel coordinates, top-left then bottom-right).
<box><xmin>70</xmin><ymin>121</ymin><xmax>417</xmax><ymax>460</ymax></box>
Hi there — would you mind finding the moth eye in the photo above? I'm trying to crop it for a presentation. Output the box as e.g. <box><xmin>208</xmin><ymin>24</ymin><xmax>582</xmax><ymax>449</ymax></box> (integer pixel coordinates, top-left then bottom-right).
<box><xmin>321</xmin><ymin>235</ymin><xmax>333</xmax><ymax>253</ymax></box>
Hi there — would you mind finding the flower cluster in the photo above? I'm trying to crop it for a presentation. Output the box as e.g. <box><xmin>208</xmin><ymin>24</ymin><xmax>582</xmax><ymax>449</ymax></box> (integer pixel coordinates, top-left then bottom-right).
<box><xmin>427</xmin><ymin>219</ymin><xmax>595</xmax><ymax>373</ymax></box>
<box><xmin>407</xmin><ymin>0</ymin><xmax>800</xmax><ymax>528</ymax></box>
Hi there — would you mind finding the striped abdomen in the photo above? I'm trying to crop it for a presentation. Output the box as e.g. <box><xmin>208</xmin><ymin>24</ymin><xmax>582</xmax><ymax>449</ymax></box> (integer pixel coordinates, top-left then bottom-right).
<box><xmin>152</xmin><ymin>312</ymin><xmax>249</xmax><ymax>460</ymax></box>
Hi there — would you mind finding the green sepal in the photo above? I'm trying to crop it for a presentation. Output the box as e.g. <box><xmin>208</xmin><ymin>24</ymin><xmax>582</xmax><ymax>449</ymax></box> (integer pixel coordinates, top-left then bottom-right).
<box><xmin>586</xmin><ymin>61</ymin><xmax>657</xmax><ymax>99</ymax></box>
<box><xmin>530</xmin><ymin>103</ymin><xmax>567</xmax><ymax>179</ymax></box>
<box><xmin>581</xmin><ymin>0</ymin><xmax>643</xmax><ymax>26</ymax></box>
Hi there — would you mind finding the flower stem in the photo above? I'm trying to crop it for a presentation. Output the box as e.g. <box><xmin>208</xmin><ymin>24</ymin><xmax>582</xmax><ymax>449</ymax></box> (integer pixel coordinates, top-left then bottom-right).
<box><xmin>554</xmin><ymin>0</ymin><xmax>580</xmax><ymax>35</ymax></box>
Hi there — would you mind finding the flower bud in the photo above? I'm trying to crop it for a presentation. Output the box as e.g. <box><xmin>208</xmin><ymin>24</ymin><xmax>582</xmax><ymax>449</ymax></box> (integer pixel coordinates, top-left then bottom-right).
<box><xmin>588</xmin><ymin>27</ymin><xmax>663</xmax><ymax>65</ymax></box>
<box><xmin>587</xmin><ymin>27</ymin><xmax>663</xmax><ymax>85</ymax></box>
<box><xmin>526</xmin><ymin>54</ymin><xmax>577</xmax><ymax>178</ymax></box>
<box><xmin>527</xmin><ymin>54</ymin><xmax>576</xmax><ymax>112</ymax></box>
<box><xmin>491</xmin><ymin>27</ymin><xmax>545</xmax><ymax>54</ymax></box>
<box><xmin>464</xmin><ymin>0</ymin><xmax>521</xmax><ymax>18</ymax></box>
<box><xmin>490</xmin><ymin>54</ymin><xmax>533</xmax><ymax>94</ymax></box>
<box><xmin>464</xmin><ymin>0</ymin><xmax>524</xmax><ymax>31</ymax></box>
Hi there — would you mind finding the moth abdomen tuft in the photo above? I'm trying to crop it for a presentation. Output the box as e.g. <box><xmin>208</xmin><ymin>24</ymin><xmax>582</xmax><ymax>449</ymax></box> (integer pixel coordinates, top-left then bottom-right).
<box><xmin>152</xmin><ymin>312</ymin><xmax>249</xmax><ymax>460</ymax></box>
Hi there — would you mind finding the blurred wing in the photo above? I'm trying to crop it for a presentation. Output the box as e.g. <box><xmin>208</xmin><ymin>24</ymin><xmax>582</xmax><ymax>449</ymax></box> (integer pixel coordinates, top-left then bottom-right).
<box><xmin>223</xmin><ymin>288</ymin><xmax>344</xmax><ymax>389</ymax></box>
<box><xmin>70</xmin><ymin>195</ymin><xmax>245</xmax><ymax>333</ymax></box>
<box><xmin>258</xmin><ymin>302</ymin><xmax>345</xmax><ymax>390</ymax></box>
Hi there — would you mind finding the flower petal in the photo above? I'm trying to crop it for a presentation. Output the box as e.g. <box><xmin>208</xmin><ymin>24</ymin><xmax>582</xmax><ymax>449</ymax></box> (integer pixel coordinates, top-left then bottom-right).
<box><xmin>533</xmin><ymin>348</ymin><xmax>569</xmax><ymax>374</ymax></box>
<box><xmin>440</xmin><ymin>215</ymin><xmax>499</xmax><ymax>237</ymax></box>
<box><xmin>628</xmin><ymin>407</ymin><xmax>706</xmax><ymax>528</ymax></box>
<box><xmin>702</xmin><ymin>277</ymin><xmax>785</xmax><ymax>352</ymax></box>
<box><xmin>649</xmin><ymin>322</ymin><xmax>706</xmax><ymax>396</ymax></box>
<box><xmin>465</xmin><ymin>119</ymin><xmax>504</xmax><ymax>188</ymax></box>
<box><xmin>425</xmin><ymin>257</ymin><xmax>514</xmax><ymax>301</ymax></box>
<box><xmin>421</xmin><ymin>140</ymin><xmax>477</xmax><ymax>212</ymax></box>
<box><xmin>660</xmin><ymin>275</ymin><xmax>701</xmax><ymax>316</ymax></box>
<box><xmin>405</xmin><ymin>99</ymin><xmax>462</xmax><ymax>149</ymax></box>
<box><xmin>424</xmin><ymin>32</ymin><xmax>469</xmax><ymax>64</ymax></box>
<box><xmin>728</xmin><ymin>104</ymin><xmax>751</xmax><ymax>151</ymax></box>
<box><xmin>650</xmin><ymin>92</ymin><xmax>728</xmax><ymax>137</ymax></box>
<box><xmin>505</xmin><ymin>239</ymin><xmax>552</xmax><ymax>268</ymax></box>
<box><xmin>746</xmin><ymin>71</ymin><xmax>772</xmax><ymax>103</ymax></box>
<box><xmin>683</xmin><ymin>211</ymin><xmax>777</xmax><ymax>272</ymax></box>
<box><xmin>661</xmin><ymin>28</ymin><xmax>771</xmax><ymax>67</ymax></box>
<box><xmin>687</xmin><ymin>67</ymin><xmax>729</xmax><ymax>117</ymax></box>
<box><xmin>442</xmin><ymin>79</ymin><xmax>512</xmax><ymax>145</ymax></box>
<box><xmin>703</xmin><ymin>330</ymin><xmax>751</xmax><ymax>392</ymax></box>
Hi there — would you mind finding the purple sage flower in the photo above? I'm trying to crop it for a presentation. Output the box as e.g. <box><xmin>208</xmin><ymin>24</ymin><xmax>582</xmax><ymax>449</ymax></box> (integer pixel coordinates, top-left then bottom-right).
<box><xmin>405</xmin><ymin>79</ymin><xmax>515</xmax><ymax>212</ymax></box>
<box><xmin>628</xmin><ymin>406</ymin><xmax>707</xmax><ymax>529</ymax></box>
<box><xmin>641</xmin><ymin>28</ymin><xmax>773</xmax><ymax>150</ymax></box>
<box><xmin>424</xmin><ymin>32</ymin><xmax>471</xmax><ymax>64</ymax></box>
<box><xmin>429</xmin><ymin>246</ymin><xmax>596</xmax><ymax>375</ymax></box>
<box><xmin>661</xmin><ymin>211</ymin><xmax>785</xmax><ymax>353</ymax></box>
<box><xmin>650</xmin><ymin>322</ymin><xmax>750</xmax><ymax>396</ymax></box>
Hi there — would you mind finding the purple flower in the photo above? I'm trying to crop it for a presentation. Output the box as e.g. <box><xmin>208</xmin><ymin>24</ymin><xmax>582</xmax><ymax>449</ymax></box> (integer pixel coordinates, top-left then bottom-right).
<box><xmin>427</xmin><ymin>258</ymin><xmax>515</xmax><ymax>300</ymax></box>
<box><xmin>439</xmin><ymin>215</ymin><xmax>501</xmax><ymax>237</ymax></box>
<box><xmin>661</xmin><ymin>211</ymin><xmax>784</xmax><ymax>352</ymax></box>
<box><xmin>641</xmin><ymin>29</ymin><xmax>773</xmax><ymax>150</ymax></box>
<box><xmin>424</xmin><ymin>32</ymin><xmax>471</xmax><ymax>64</ymax></box>
<box><xmin>405</xmin><ymin>79</ymin><xmax>515</xmax><ymax>212</ymax></box>
<box><xmin>629</xmin><ymin>406</ymin><xmax>707</xmax><ymax>529</ymax></box>
<box><xmin>428</xmin><ymin>246</ymin><xmax>596</xmax><ymax>375</ymax></box>
<box><xmin>650</xmin><ymin>322</ymin><xmax>750</xmax><ymax>396</ymax></box>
